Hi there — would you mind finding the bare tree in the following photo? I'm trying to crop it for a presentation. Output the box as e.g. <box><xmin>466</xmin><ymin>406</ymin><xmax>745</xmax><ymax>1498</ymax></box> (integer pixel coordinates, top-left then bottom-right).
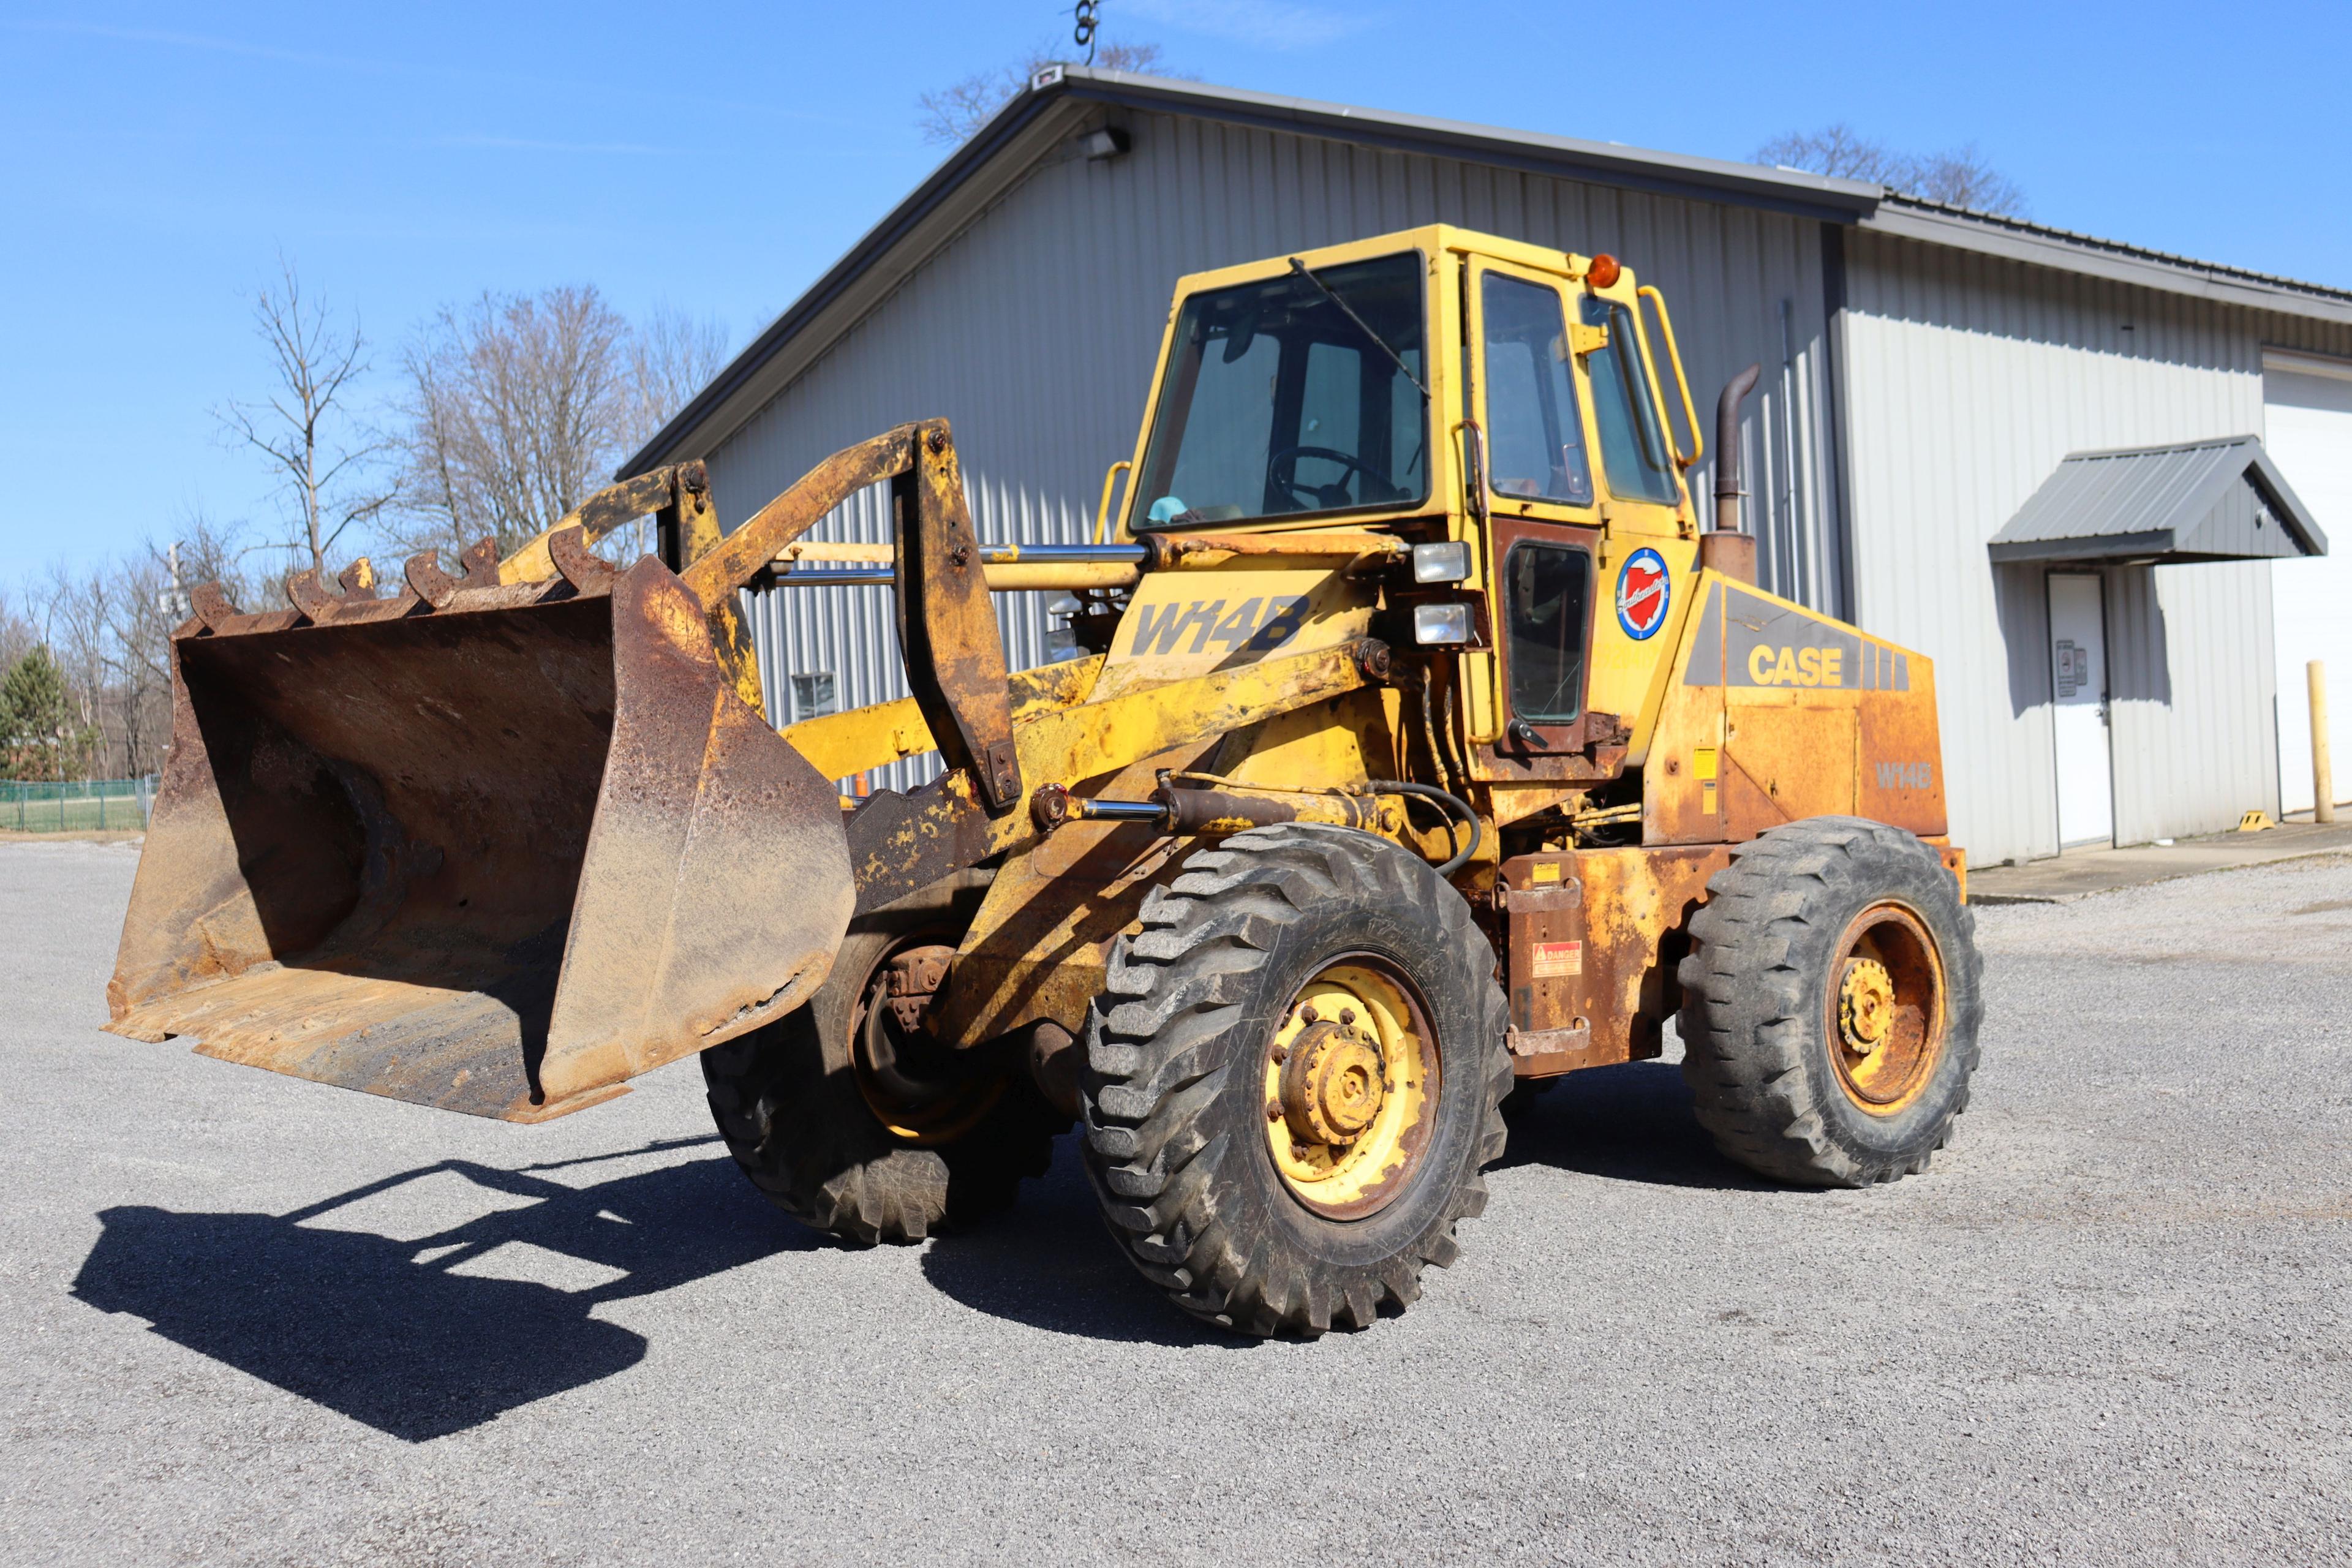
<box><xmin>627</xmin><ymin>305</ymin><xmax>731</xmax><ymax>450</ymax></box>
<box><xmin>1757</xmin><ymin>124</ymin><xmax>2027</xmax><ymax>216</ymax></box>
<box><xmin>37</xmin><ymin>559</ymin><xmax>115</xmax><ymax>777</ymax></box>
<box><xmin>8</xmin><ymin>513</ymin><xmax>258</xmax><ymax>782</ymax></box>
<box><xmin>919</xmin><ymin>40</ymin><xmax>1180</xmax><ymax>146</ymax></box>
<box><xmin>615</xmin><ymin>305</ymin><xmax>733</xmax><ymax>557</ymax></box>
<box><xmin>214</xmin><ymin>255</ymin><xmax>396</xmax><ymax>576</ymax></box>
<box><xmin>390</xmin><ymin>285</ymin><xmax>636</xmax><ymax>559</ymax></box>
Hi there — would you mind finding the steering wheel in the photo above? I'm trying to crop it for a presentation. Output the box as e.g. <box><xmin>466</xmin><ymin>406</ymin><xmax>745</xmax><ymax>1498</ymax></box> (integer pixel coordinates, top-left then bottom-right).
<box><xmin>1267</xmin><ymin>445</ymin><xmax>1380</xmax><ymax>511</ymax></box>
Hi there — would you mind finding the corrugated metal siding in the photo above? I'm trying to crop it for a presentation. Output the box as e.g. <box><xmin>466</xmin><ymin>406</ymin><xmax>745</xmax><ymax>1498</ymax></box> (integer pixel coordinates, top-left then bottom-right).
<box><xmin>716</xmin><ymin>110</ymin><xmax>1844</xmax><ymax>786</ymax></box>
<box><xmin>2106</xmin><ymin>559</ymin><xmax>2277</xmax><ymax>843</ymax></box>
<box><xmin>1838</xmin><ymin>229</ymin><xmax>2352</xmax><ymax>863</ymax></box>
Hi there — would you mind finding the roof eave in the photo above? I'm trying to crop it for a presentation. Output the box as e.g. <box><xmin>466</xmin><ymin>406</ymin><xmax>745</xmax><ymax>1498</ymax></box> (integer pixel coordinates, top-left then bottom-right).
<box><xmin>1861</xmin><ymin>201</ymin><xmax>2352</xmax><ymax>329</ymax></box>
<box><xmin>1052</xmin><ymin>68</ymin><xmax>1882</xmax><ymax>223</ymax></box>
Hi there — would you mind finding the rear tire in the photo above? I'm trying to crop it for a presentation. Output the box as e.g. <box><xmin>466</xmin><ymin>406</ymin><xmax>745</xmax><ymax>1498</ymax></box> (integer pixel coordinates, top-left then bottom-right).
<box><xmin>702</xmin><ymin>878</ymin><xmax>1066</xmax><ymax>1244</ymax></box>
<box><xmin>1080</xmin><ymin>824</ymin><xmax>1510</xmax><ymax>1336</ymax></box>
<box><xmin>1676</xmin><ymin>816</ymin><xmax>1982</xmax><ymax>1186</ymax></box>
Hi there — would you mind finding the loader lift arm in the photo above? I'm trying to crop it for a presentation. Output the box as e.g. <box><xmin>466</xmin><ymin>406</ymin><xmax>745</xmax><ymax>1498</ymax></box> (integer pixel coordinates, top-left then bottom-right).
<box><xmin>511</xmin><ymin>422</ymin><xmax>1027</xmax><ymax>817</ymax></box>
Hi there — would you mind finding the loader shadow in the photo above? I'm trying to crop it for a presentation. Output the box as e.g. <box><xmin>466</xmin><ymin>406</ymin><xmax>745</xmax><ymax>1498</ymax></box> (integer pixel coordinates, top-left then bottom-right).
<box><xmin>919</xmin><ymin>1136</ymin><xmax>1251</xmax><ymax>1349</ymax></box>
<box><xmin>1492</xmin><ymin>1059</ymin><xmax>1767</xmax><ymax>1191</ymax></box>
<box><xmin>70</xmin><ymin>1137</ymin><xmax>819</xmax><ymax>1443</ymax></box>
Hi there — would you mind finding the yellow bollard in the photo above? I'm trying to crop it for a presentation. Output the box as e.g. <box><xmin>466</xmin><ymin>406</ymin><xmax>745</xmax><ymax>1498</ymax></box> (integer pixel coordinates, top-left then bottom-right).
<box><xmin>2313</xmin><ymin>661</ymin><xmax>2336</xmax><ymax>826</ymax></box>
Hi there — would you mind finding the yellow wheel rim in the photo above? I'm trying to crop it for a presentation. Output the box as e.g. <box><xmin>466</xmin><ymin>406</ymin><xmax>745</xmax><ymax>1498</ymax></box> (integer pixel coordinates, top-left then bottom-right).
<box><xmin>1261</xmin><ymin>959</ymin><xmax>1437</xmax><ymax>1219</ymax></box>
<box><xmin>1826</xmin><ymin>902</ymin><xmax>1948</xmax><ymax>1116</ymax></box>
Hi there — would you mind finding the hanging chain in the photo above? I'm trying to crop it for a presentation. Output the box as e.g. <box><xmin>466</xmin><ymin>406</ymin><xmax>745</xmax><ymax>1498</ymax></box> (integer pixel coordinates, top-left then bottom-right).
<box><xmin>1072</xmin><ymin>1</ymin><xmax>1099</xmax><ymax>65</ymax></box>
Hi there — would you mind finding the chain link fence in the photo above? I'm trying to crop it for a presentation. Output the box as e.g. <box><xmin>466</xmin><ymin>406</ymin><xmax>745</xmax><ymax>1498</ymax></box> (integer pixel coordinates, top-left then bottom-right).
<box><xmin>0</xmin><ymin>777</ymin><xmax>159</xmax><ymax>834</ymax></box>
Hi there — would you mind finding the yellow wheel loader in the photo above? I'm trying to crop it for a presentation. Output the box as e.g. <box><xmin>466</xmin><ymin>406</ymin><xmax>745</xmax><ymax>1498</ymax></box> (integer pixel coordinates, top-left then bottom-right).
<box><xmin>108</xmin><ymin>226</ymin><xmax>1981</xmax><ymax>1336</ymax></box>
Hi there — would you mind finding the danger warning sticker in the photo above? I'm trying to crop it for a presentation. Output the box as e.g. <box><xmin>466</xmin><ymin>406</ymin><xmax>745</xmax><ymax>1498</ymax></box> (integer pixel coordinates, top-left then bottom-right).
<box><xmin>1531</xmin><ymin>940</ymin><xmax>1583</xmax><ymax>979</ymax></box>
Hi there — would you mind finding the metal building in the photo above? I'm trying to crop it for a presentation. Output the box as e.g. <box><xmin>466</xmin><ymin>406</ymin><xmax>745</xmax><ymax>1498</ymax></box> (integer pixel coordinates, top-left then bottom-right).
<box><xmin>622</xmin><ymin>68</ymin><xmax>2350</xmax><ymax>869</ymax></box>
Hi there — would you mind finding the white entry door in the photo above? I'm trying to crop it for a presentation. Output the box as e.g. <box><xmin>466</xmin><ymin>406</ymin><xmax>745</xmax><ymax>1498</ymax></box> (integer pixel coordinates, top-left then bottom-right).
<box><xmin>2048</xmin><ymin>573</ymin><xmax>2113</xmax><ymax>848</ymax></box>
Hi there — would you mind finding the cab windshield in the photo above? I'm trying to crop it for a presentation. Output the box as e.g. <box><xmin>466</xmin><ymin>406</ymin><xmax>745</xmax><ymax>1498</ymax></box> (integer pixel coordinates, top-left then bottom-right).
<box><xmin>1133</xmin><ymin>254</ymin><xmax>1428</xmax><ymax>529</ymax></box>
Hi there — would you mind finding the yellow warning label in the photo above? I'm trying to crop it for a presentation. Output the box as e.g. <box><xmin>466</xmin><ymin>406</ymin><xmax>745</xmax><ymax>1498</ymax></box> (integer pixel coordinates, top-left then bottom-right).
<box><xmin>1694</xmin><ymin>746</ymin><xmax>1718</xmax><ymax>782</ymax></box>
<box><xmin>1702</xmin><ymin>780</ymin><xmax>1718</xmax><ymax>815</ymax></box>
<box><xmin>1531</xmin><ymin>940</ymin><xmax>1583</xmax><ymax>978</ymax></box>
<box><xmin>1530</xmin><ymin>861</ymin><xmax>1561</xmax><ymax>885</ymax></box>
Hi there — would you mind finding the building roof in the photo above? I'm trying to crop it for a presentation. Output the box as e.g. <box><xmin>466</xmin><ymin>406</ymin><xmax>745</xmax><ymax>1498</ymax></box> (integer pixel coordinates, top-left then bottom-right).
<box><xmin>1866</xmin><ymin>196</ymin><xmax>2352</xmax><ymax>325</ymax></box>
<box><xmin>1988</xmin><ymin>436</ymin><xmax>2329</xmax><ymax>565</ymax></box>
<box><xmin>620</xmin><ymin>67</ymin><xmax>2352</xmax><ymax>478</ymax></box>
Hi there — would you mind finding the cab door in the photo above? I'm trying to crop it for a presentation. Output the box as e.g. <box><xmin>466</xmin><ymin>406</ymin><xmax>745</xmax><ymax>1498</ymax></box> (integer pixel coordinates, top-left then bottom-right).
<box><xmin>1464</xmin><ymin>258</ymin><xmax>1605</xmax><ymax>760</ymax></box>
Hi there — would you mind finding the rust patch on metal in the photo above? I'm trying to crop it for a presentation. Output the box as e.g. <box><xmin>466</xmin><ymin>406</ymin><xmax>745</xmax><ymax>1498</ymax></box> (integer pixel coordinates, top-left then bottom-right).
<box><xmin>1497</xmin><ymin>844</ymin><xmax>1731</xmax><ymax>1079</ymax></box>
<box><xmin>108</xmin><ymin>555</ymin><xmax>854</xmax><ymax>1121</ymax></box>
<box><xmin>893</xmin><ymin>423</ymin><xmax>1022</xmax><ymax>812</ymax></box>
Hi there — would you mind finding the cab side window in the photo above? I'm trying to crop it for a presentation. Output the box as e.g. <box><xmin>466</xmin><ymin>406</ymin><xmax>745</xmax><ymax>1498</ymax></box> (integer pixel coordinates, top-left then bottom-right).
<box><xmin>1504</xmin><ymin>541</ymin><xmax>1593</xmax><ymax>724</ymax></box>
<box><xmin>1580</xmin><ymin>296</ymin><xmax>1681</xmax><ymax>505</ymax></box>
<box><xmin>1480</xmin><ymin>274</ymin><xmax>1594</xmax><ymax>507</ymax></box>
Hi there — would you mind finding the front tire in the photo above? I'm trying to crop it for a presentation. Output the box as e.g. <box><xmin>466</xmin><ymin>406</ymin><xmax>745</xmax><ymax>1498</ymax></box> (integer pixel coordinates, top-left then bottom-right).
<box><xmin>1676</xmin><ymin>816</ymin><xmax>1983</xmax><ymax>1186</ymax></box>
<box><xmin>1080</xmin><ymin>824</ymin><xmax>1510</xmax><ymax>1336</ymax></box>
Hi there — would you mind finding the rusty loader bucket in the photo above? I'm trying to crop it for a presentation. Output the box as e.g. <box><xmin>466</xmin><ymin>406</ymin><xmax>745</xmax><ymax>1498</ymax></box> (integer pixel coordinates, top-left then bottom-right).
<box><xmin>105</xmin><ymin>549</ymin><xmax>853</xmax><ymax>1121</ymax></box>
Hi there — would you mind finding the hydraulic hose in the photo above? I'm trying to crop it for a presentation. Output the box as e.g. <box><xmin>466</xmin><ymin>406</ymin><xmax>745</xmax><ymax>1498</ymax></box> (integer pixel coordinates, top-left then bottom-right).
<box><xmin>1366</xmin><ymin>779</ymin><xmax>1482</xmax><ymax>880</ymax></box>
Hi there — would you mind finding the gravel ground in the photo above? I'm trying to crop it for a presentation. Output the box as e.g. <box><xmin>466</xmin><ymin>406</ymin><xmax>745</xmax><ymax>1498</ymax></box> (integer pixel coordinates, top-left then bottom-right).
<box><xmin>2</xmin><ymin>839</ymin><xmax>2346</xmax><ymax>1566</ymax></box>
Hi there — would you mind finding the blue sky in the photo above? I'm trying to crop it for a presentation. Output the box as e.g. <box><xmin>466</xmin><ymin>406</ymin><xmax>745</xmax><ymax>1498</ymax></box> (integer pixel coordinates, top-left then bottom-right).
<box><xmin>4</xmin><ymin>0</ymin><xmax>2346</xmax><ymax>587</ymax></box>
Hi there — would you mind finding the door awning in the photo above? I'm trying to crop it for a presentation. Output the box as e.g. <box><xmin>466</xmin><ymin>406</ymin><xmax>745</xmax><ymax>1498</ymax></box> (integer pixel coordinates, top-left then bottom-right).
<box><xmin>1988</xmin><ymin>435</ymin><xmax>2329</xmax><ymax>565</ymax></box>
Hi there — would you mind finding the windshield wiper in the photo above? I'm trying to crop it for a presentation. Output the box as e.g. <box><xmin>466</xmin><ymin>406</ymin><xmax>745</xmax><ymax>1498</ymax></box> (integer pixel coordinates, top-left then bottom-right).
<box><xmin>1286</xmin><ymin>258</ymin><xmax>1430</xmax><ymax>402</ymax></box>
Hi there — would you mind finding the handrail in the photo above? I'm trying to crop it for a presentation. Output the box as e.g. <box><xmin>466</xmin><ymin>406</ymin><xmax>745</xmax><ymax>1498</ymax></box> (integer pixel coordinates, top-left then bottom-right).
<box><xmin>1637</xmin><ymin>284</ymin><xmax>1704</xmax><ymax>470</ymax></box>
<box><xmin>1095</xmin><ymin>459</ymin><xmax>1133</xmax><ymax>544</ymax></box>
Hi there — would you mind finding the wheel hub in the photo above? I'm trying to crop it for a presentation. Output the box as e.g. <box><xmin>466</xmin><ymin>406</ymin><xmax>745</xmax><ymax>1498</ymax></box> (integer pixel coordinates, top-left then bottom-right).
<box><xmin>1838</xmin><ymin>957</ymin><xmax>1896</xmax><ymax>1056</ymax></box>
<box><xmin>1261</xmin><ymin>963</ymin><xmax>1436</xmax><ymax>1221</ymax></box>
<box><xmin>880</xmin><ymin>944</ymin><xmax>954</xmax><ymax>1033</ymax></box>
<box><xmin>1280</xmin><ymin>1019</ymin><xmax>1386</xmax><ymax>1145</ymax></box>
<box><xmin>1825</xmin><ymin>903</ymin><xmax>1949</xmax><ymax>1115</ymax></box>
<box><xmin>851</xmin><ymin>938</ymin><xmax>1003</xmax><ymax>1145</ymax></box>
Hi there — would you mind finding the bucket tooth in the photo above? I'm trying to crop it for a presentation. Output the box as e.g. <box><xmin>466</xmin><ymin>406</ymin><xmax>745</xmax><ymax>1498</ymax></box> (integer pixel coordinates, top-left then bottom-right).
<box><xmin>285</xmin><ymin>568</ymin><xmax>338</xmax><ymax>622</ymax></box>
<box><xmin>404</xmin><ymin>551</ymin><xmax>462</xmax><ymax>609</ymax></box>
<box><xmin>459</xmin><ymin>538</ymin><xmax>500</xmax><ymax>586</ymax></box>
<box><xmin>549</xmin><ymin>526</ymin><xmax>619</xmax><ymax>592</ymax></box>
<box><xmin>337</xmin><ymin>559</ymin><xmax>379</xmax><ymax>598</ymax></box>
<box><xmin>190</xmin><ymin>582</ymin><xmax>243</xmax><ymax>631</ymax></box>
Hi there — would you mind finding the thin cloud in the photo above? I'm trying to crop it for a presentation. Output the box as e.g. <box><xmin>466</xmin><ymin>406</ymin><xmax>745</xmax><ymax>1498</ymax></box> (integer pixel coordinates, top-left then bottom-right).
<box><xmin>7</xmin><ymin>17</ymin><xmax>397</xmax><ymax>75</ymax></box>
<box><xmin>6</xmin><ymin>18</ymin><xmax>865</xmax><ymax>128</ymax></box>
<box><xmin>1118</xmin><ymin>0</ymin><xmax>1372</xmax><ymax>50</ymax></box>
<box><xmin>428</xmin><ymin>134</ymin><xmax>677</xmax><ymax>157</ymax></box>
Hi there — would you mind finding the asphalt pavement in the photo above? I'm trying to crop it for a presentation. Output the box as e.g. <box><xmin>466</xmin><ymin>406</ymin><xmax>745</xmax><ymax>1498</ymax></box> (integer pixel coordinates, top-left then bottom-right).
<box><xmin>2</xmin><ymin>838</ymin><xmax>2347</xmax><ymax>1566</ymax></box>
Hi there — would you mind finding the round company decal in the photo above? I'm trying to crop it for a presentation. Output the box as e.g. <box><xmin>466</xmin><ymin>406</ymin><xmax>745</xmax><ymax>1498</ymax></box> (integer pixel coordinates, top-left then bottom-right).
<box><xmin>1615</xmin><ymin>548</ymin><xmax>1671</xmax><ymax>639</ymax></box>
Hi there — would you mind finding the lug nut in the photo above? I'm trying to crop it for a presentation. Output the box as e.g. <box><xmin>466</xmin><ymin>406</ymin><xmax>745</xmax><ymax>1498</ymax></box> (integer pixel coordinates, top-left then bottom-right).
<box><xmin>1268</xmin><ymin>1104</ymin><xmax>1284</xmax><ymax>1121</ymax></box>
<box><xmin>1271</xmin><ymin>1044</ymin><xmax>1287</xmax><ymax>1064</ymax></box>
<box><xmin>1340</xmin><ymin>1008</ymin><xmax>1356</xmax><ymax>1025</ymax></box>
<box><xmin>1300</xmin><ymin>1005</ymin><xmax>1319</xmax><ymax>1024</ymax></box>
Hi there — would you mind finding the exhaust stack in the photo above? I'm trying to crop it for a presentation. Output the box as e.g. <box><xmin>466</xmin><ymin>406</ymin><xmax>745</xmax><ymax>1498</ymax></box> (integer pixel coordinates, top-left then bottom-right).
<box><xmin>1701</xmin><ymin>363</ymin><xmax>1762</xmax><ymax>584</ymax></box>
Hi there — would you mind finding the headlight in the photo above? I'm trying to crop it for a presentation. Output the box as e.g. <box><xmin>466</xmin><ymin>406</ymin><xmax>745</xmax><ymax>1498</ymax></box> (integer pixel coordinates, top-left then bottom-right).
<box><xmin>1412</xmin><ymin>603</ymin><xmax>1473</xmax><ymax>646</ymax></box>
<box><xmin>1412</xmin><ymin>541</ymin><xmax>1471</xmax><ymax>584</ymax></box>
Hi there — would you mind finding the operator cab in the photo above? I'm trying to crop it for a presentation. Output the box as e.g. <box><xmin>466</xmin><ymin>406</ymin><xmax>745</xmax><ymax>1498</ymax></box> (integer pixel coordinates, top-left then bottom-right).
<box><xmin>1119</xmin><ymin>225</ymin><xmax>1706</xmax><ymax>774</ymax></box>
